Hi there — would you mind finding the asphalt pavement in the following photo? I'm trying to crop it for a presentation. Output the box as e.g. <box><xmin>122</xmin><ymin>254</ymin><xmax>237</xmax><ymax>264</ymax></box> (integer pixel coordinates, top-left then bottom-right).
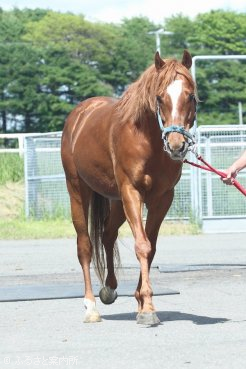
<box><xmin>0</xmin><ymin>233</ymin><xmax>246</xmax><ymax>369</ymax></box>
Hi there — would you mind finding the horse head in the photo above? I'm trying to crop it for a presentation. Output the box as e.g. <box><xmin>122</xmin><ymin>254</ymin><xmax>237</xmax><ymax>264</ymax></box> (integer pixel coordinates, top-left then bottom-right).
<box><xmin>155</xmin><ymin>50</ymin><xmax>197</xmax><ymax>161</ymax></box>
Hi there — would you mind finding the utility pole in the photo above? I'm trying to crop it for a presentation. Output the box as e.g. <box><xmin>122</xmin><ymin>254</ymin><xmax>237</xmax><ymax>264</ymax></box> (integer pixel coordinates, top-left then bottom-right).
<box><xmin>238</xmin><ymin>101</ymin><xmax>243</xmax><ymax>125</ymax></box>
<box><xmin>148</xmin><ymin>28</ymin><xmax>173</xmax><ymax>56</ymax></box>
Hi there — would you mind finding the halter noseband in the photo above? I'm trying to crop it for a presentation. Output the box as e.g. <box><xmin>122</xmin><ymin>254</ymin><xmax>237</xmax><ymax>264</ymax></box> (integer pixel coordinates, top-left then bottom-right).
<box><xmin>156</xmin><ymin>98</ymin><xmax>196</xmax><ymax>151</ymax></box>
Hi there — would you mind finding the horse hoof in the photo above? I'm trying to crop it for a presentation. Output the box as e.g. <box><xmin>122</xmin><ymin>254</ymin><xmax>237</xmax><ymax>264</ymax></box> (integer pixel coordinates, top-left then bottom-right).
<box><xmin>83</xmin><ymin>298</ymin><xmax>101</xmax><ymax>323</ymax></box>
<box><xmin>137</xmin><ymin>312</ymin><xmax>160</xmax><ymax>325</ymax></box>
<box><xmin>99</xmin><ymin>286</ymin><xmax>117</xmax><ymax>305</ymax></box>
<box><xmin>84</xmin><ymin>311</ymin><xmax>102</xmax><ymax>323</ymax></box>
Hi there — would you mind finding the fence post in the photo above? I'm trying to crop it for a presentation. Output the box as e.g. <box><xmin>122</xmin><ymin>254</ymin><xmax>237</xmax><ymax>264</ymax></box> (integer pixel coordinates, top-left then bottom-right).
<box><xmin>190</xmin><ymin>127</ymin><xmax>202</xmax><ymax>223</ymax></box>
<box><xmin>18</xmin><ymin>135</ymin><xmax>24</xmax><ymax>157</ymax></box>
<box><xmin>24</xmin><ymin>137</ymin><xmax>29</xmax><ymax>218</ymax></box>
<box><xmin>24</xmin><ymin>137</ymin><xmax>38</xmax><ymax>218</ymax></box>
<box><xmin>205</xmin><ymin>137</ymin><xmax>213</xmax><ymax>217</ymax></box>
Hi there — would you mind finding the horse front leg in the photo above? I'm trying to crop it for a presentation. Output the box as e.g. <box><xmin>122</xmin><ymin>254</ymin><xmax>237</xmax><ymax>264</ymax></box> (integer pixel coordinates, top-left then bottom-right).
<box><xmin>135</xmin><ymin>189</ymin><xmax>175</xmax><ymax>322</ymax></box>
<box><xmin>145</xmin><ymin>189</ymin><xmax>174</xmax><ymax>252</ymax></box>
<box><xmin>121</xmin><ymin>184</ymin><xmax>159</xmax><ymax>325</ymax></box>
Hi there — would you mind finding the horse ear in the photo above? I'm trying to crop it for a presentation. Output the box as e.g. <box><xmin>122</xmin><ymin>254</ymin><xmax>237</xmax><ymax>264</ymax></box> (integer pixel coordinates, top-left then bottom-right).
<box><xmin>155</xmin><ymin>51</ymin><xmax>165</xmax><ymax>70</ymax></box>
<box><xmin>182</xmin><ymin>49</ymin><xmax>192</xmax><ymax>69</ymax></box>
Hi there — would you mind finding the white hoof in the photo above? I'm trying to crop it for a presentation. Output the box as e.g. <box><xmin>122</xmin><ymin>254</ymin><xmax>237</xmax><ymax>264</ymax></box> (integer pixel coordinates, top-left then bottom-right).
<box><xmin>99</xmin><ymin>286</ymin><xmax>117</xmax><ymax>305</ymax></box>
<box><xmin>84</xmin><ymin>298</ymin><xmax>102</xmax><ymax>323</ymax></box>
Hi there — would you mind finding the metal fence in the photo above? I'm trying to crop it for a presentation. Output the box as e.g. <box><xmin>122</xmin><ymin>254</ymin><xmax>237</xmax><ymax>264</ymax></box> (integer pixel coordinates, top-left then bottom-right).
<box><xmin>23</xmin><ymin>126</ymin><xmax>246</xmax><ymax>231</ymax></box>
<box><xmin>193</xmin><ymin>125</ymin><xmax>246</xmax><ymax>232</ymax></box>
<box><xmin>196</xmin><ymin>126</ymin><xmax>246</xmax><ymax>215</ymax></box>
<box><xmin>24</xmin><ymin>132</ymin><xmax>69</xmax><ymax>218</ymax></box>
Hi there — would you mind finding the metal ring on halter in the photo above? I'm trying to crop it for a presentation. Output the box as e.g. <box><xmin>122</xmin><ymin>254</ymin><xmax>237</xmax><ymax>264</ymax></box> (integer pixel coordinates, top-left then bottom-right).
<box><xmin>161</xmin><ymin>131</ymin><xmax>168</xmax><ymax>151</ymax></box>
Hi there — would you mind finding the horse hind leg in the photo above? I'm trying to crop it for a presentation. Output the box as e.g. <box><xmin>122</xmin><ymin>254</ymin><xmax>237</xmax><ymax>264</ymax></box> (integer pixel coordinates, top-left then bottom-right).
<box><xmin>66</xmin><ymin>178</ymin><xmax>101</xmax><ymax>323</ymax></box>
<box><xmin>99</xmin><ymin>200</ymin><xmax>126</xmax><ymax>305</ymax></box>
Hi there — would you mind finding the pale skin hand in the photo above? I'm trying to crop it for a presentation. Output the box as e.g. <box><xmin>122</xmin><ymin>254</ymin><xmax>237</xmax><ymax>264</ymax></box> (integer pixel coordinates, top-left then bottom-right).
<box><xmin>222</xmin><ymin>150</ymin><xmax>246</xmax><ymax>185</ymax></box>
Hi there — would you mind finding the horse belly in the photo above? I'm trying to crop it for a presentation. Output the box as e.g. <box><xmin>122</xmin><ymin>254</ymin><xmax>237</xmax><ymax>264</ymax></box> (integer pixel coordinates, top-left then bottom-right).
<box><xmin>78</xmin><ymin>163</ymin><xmax>119</xmax><ymax>199</ymax></box>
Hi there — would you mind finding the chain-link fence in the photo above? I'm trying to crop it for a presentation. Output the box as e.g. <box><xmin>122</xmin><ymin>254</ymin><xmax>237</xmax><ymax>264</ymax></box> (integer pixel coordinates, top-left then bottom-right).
<box><xmin>196</xmin><ymin>126</ymin><xmax>246</xmax><ymax>218</ymax></box>
<box><xmin>24</xmin><ymin>132</ymin><xmax>69</xmax><ymax>218</ymax></box>
<box><xmin>24</xmin><ymin>126</ymin><xmax>246</xmax><ymax>228</ymax></box>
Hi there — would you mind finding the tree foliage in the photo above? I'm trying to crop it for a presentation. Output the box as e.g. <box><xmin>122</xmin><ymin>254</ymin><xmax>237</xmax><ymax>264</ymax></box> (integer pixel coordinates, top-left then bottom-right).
<box><xmin>0</xmin><ymin>8</ymin><xmax>246</xmax><ymax>132</ymax></box>
<box><xmin>190</xmin><ymin>10</ymin><xmax>246</xmax><ymax>125</ymax></box>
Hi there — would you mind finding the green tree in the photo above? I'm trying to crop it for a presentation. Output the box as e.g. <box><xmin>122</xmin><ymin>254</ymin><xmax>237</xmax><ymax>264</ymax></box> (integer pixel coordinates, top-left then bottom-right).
<box><xmin>111</xmin><ymin>17</ymin><xmax>159</xmax><ymax>94</ymax></box>
<box><xmin>0</xmin><ymin>9</ymin><xmax>25</xmax><ymax>132</ymax></box>
<box><xmin>36</xmin><ymin>46</ymin><xmax>113</xmax><ymax>131</ymax></box>
<box><xmin>0</xmin><ymin>9</ymin><xmax>48</xmax><ymax>132</ymax></box>
<box><xmin>164</xmin><ymin>14</ymin><xmax>195</xmax><ymax>58</ymax></box>
<box><xmin>191</xmin><ymin>10</ymin><xmax>246</xmax><ymax>54</ymax></box>
<box><xmin>0</xmin><ymin>10</ymin><xmax>114</xmax><ymax>132</ymax></box>
<box><xmin>190</xmin><ymin>10</ymin><xmax>246</xmax><ymax>125</ymax></box>
<box><xmin>1</xmin><ymin>8</ymin><xmax>246</xmax><ymax>133</ymax></box>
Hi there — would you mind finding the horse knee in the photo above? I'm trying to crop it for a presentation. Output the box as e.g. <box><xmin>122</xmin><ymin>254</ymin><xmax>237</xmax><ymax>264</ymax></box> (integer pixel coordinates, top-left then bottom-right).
<box><xmin>135</xmin><ymin>239</ymin><xmax>152</xmax><ymax>260</ymax></box>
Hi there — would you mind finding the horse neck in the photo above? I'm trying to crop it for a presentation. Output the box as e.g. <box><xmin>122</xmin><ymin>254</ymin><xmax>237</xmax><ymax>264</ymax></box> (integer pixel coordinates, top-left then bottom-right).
<box><xmin>135</xmin><ymin>109</ymin><xmax>162</xmax><ymax>145</ymax></box>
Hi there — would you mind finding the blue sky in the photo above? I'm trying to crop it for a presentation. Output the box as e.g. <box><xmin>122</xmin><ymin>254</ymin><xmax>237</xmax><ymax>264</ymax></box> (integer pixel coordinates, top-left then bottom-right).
<box><xmin>1</xmin><ymin>0</ymin><xmax>246</xmax><ymax>23</ymax></box>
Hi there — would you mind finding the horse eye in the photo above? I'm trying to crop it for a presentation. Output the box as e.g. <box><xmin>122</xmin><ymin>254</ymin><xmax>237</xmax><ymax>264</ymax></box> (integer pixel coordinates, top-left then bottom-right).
<box><xmin>157</xmin><ymin>95</ymin><xmax>162</xmax><ymax>103</ymax></box>
<box><xmin>189</xmin><ymin>94</ymin><xmax>197</xmax><ymax>112</ymax></box>
<box><xmin>189</xmin><ymin>94</ymin><xmax>195</xmax><ymax>102</ymax></box>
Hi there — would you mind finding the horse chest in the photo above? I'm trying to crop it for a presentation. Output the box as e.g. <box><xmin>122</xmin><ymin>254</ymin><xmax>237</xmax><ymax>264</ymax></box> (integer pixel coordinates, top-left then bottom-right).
<box><xmin>143</xmin><ymin>159</ymin><xmax>182</xmax><ymax>194</ymax></box>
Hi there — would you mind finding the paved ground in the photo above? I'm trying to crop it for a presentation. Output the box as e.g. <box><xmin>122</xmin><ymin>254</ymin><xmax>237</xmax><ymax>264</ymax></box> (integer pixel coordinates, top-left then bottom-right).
<box><xmin>0</xmin><ymin>233</ymin><xmax>246</xmax><ymax>369</ymax></box>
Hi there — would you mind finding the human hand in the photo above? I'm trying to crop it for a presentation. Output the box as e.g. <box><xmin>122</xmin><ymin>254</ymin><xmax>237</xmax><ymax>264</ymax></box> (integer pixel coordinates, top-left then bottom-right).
<box><xmin>221</xmin><ymin>165</ymin><xmax>238</xmax><ymax>185</ymax></box>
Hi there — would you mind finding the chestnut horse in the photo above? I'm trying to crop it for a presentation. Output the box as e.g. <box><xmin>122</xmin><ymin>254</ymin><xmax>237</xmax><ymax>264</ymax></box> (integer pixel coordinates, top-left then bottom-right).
<box><xmin>61</xmin><ymin>50</ymin><xmax>197</xmax><ymax>325</ymax></box>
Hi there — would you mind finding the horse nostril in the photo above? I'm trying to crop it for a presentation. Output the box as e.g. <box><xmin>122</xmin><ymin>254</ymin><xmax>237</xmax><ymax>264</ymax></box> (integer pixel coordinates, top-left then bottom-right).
<box><xmin>178</xmin><ymin>142</ymin><xmax>186</xmax><ymax>152</ymax></box>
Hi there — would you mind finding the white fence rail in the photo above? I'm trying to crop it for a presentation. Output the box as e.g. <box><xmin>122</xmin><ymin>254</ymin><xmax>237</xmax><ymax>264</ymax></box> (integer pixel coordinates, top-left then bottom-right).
<box><xmin>0</xmin><ymin>133</ymin><xmax>25</xmax><ymax>155</ymax></box>
<box><xmin>0</xmin><ymin>133</ymin><xmax>58</xmax><ymax>155</ymax></box>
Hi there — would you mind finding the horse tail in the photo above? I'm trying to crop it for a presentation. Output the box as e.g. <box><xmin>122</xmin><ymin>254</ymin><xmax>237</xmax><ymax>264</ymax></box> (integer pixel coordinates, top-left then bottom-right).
<box><xmin>90</xmin><ymin>192</ymin><xmax>121</xmax><ymax>285</ymax></box>
<box><xmin>89</xmin><ymin>192</ymin><xmax>109</xmax><ymax>284</ymax></box>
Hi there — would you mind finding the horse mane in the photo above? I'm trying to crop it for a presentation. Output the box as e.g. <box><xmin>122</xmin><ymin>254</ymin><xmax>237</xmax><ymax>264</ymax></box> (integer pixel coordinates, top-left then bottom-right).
<box><xmin>117</xmin><ymin>58</ymin><xmax>198</xmax><ymax>124</ymax></box>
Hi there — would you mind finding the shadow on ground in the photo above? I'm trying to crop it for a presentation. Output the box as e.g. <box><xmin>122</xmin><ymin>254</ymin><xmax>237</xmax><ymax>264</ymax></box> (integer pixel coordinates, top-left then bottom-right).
<box><xmin>102</xmin><ymin>311</ymin><xmax>230</xmax><ymax>325</ymax></box>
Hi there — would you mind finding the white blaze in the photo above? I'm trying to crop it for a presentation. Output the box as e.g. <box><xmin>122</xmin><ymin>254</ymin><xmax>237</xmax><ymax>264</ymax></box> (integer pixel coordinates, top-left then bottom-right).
<box><xmin>166</xmin><ymin>80</ymin><xmax>183</xmax><ymax>120</ymax></box>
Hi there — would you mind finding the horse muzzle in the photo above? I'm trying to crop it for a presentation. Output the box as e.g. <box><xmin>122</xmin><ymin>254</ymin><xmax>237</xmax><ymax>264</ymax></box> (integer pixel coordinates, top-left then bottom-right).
<box><xmin>164</xmin><ymin>137</ymin><xmax>189</xmax><ymax>161</ymax></box>
<box><xmin>162</xmin><ymin>125</ymin><xmax>196</xmax><ymax>161</ymax></box>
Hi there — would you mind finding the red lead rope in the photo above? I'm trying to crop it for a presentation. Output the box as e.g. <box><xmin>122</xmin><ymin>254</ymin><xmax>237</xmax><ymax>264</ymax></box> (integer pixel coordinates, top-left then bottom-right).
<box><xmin>183</xmin><ymin>155</ymin><xmax>246</xmax><ymax>197</ymax></box>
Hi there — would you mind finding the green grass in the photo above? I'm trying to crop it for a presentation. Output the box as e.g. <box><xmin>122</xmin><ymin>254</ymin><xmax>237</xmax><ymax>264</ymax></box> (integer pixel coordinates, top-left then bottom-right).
<box><xmin>0</xmin><ymin>217</ymin><xmax>201</xmax><ymax>240</ymax></box>
<box><xmin>0</xmin><ymin>218</ymin><xmax>76</xmax><ymax>239</ymax></box>
<box><xmin>0</xmin><ymin>179</ymin><xmax>201</xmax><ymax>240</ymax></box>
<box><xmin>119</xmin><ymin>221</ymin><xmax>201</xmax><ymax>237</ymax></box>
<box><xmin>0</xmin><ymin>153</ymin><xmax>24</xmax><ymax>184</ymax></box>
